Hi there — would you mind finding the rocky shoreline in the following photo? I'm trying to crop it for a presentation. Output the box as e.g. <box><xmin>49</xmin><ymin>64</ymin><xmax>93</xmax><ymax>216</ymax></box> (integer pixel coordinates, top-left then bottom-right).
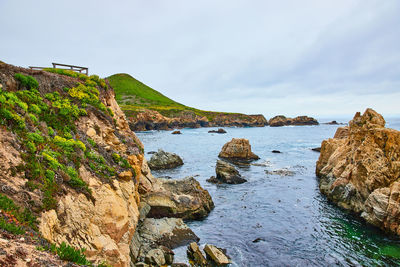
<box><xmin>124</xmin><ymin>108</ymin><xmax>321</xmax><ymax>131</ymax></box>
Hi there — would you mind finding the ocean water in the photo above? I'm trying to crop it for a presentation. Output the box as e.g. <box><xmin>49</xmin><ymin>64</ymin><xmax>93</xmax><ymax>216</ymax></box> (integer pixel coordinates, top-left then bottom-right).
<box><xmin>136</xmin><ymin>119</ymin><xmax>400</xmax><ymax>267</ymax></box>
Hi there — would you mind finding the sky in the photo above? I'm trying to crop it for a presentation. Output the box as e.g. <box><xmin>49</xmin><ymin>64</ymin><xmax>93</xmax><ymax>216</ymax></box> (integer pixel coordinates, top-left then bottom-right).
<box><xmin>1</xmin><ymin>0</ymin><xmax>399</xmax><ymax>119</ymax></box>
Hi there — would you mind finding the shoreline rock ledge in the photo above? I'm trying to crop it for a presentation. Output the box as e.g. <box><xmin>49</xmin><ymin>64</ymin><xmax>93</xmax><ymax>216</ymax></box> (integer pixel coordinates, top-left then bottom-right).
<box><xmin>316</xmin><ymin>108</ymin><xmax>400</xmax><ymax>235</ymax></box>
<box><xmin>218</xmin><ymin>138</ymin><xmax>259</xmax><ymax>162</ymax></box>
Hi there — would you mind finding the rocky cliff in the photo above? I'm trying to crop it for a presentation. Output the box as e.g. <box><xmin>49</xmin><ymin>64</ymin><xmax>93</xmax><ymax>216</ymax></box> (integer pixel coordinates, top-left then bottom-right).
<box><xmin>126</xmin><ymin>109</ymin><xmax>268</xmax><ymax>131</ymax></box>
<box><xmin>0</xmin><ymin>62</ymin><xmax>147</xmax><ymax>266</ymax></box>
<box><xmin>316</xmin><ymin>109</ymin><xmax>400</xmax><ymax>235</ymax></box>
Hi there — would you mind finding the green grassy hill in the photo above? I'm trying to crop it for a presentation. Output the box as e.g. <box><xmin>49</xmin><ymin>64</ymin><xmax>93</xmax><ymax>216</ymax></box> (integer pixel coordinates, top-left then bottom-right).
<box><xmin>107</xmin><ymin>73</ymin><xmax>244</xmax><ymax>120</ymax></box>
<box><xmin>108</xmin><ymin>73</ymin><xmax>186</xmax><ymax>108</ymax></box>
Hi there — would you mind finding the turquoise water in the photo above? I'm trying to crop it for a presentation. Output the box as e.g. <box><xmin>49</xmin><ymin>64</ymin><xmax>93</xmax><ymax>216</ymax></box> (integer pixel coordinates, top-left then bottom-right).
<box><xmin>136</xmin><ymin>120</ymin><xmax>400</xmax><ymax>267</ymax></box>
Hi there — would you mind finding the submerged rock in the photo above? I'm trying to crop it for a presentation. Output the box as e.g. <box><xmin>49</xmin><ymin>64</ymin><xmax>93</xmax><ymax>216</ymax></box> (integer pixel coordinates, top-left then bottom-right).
<box><xmin>207</xmin><ymin>160</ymin><xmax>247</xmax><ymax>184</ymax></box>
<box><xmin>316</xmin><ymin>108</ymin><xmax>400</xmax><ymax>235</ymax></box>
<box><xmin>148</xmin><ymin>149</ymin><xmax>184</xmax><ymax>170</ymax></box>
<box><xmin>218</xmin><ymin>138</ymin><xmax>259</xmax><ymax>161</ymax></box>
<box><xmin>204</xmin><ymin>244</ymin><xmax>231</xmax><ymax>266</ymax></box>
<box><xmin>208</xmin><ymin>128</ymin><xmax>227</xmax><ymax>134</ymax></box>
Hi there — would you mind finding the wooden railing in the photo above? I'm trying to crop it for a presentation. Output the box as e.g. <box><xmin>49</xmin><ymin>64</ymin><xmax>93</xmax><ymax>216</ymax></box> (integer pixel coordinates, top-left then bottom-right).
<box><xmin>29</xmin><ymin>62</ymin><xmax>88</xmax><ymax>75</ymax></box>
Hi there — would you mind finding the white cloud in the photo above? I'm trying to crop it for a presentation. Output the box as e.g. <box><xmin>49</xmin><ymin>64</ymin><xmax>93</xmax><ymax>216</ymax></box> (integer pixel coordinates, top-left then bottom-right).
<box><xmin>1</xmin><ymin>0</ymin><xmax>399</xmax><ymax>117</ymax></box>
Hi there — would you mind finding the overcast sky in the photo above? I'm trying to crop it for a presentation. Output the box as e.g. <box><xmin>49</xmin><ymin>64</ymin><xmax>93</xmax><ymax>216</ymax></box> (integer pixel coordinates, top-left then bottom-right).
<box><xmin>1</xmin><ymin>0</ymin><xmax>399</xmax><ymax>118</ymax></box>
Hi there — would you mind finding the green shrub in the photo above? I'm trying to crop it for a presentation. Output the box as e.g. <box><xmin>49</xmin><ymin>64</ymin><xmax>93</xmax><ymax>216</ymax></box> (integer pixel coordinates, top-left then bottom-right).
<box><xmin>27</xmin><ymin>131</ymin><xmax>45</xmax><ymax>144</ymax></box>
<box><xmin>28</xmin><ymin>113</ymin><xmax>38</xmax><ymax>124</ymax></box>
<box><xmin>29</xmin><ymin>104</ymin><xmax>41</xmax><ymax>114</ymax></box>
<box><xmin>26</xmin><ymin>141</ymin><xmax>36</xmax><ymax>153</ymax></box>
<box><xmin>14</xmin><ymin>73</ymin><xmax>39</xmax><ymax>89</ymax></box>
<box><xmin>0</xmin><ymin>217</ymin><xmax>25</xmax><ymax>235</ymax></box>
<box><xmin>42</xmin><ymin>151</ymin><xmax>61</xmax><ymax>170</ymax></box>
<box><xmin>0</xmin><ymin>193</ymin><xmax>37</xmax><ymax>230</ymax></box>
<box><xmin>87</xmin><ymin>138</ymin><xmax>96</xmax><ymax>147</ymax></box>
<box><xmin>56</xmin><ymin>242</ymin><xmax>91</xmax><ymax>265</ymax></box>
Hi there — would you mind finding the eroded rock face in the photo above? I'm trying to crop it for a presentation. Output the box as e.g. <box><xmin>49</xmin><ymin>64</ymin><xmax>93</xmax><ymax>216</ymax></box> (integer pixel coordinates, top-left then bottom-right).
<box><xmin>148</xmin><ymin>150</ymin><xmax>184</xmax><ymax>170</ymax></box>
<box><xmin>269</xmin><ymin>115</ymin><xmax>319</xmax><ymax>127</ymax></box>
<box><xmin>218</xmin><ymin>138</ymin><xmax>259</xmax><ymax>161</ymax></box>
<box><xmin>316</xmin><ymin>108</ymin><xmax>400</xmax><ymax>235</ymax></box>
<box><xmin>0</xmin><ymin>63</ymin><xmax>145</xmax><ymax>267</ymax></box>
<box><xmin>207</xmin><ymin>160</ymin><xmax>246</xmax><ymax>184</ymax></box>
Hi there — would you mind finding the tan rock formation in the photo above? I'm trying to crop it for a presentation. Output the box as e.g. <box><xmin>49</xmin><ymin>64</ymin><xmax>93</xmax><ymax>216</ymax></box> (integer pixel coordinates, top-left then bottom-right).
<box><xmin>316</xmin><ymin>108</ymin><xmax>400</xmax><ymax>235</ymax></box>
<box><xmin>218</xmin><ymin>138</ymin><xmax>259</xmax><ymax>161</ymax></box>
<box><xmin>269</xmin><ymin>115</ymin><xmax>319</xmax><ymax>127</ymax></box>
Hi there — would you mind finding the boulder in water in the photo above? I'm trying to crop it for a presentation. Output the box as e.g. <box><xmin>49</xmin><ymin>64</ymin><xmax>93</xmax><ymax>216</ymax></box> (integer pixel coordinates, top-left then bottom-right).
<box><xmin>148</xmin><ymin>149</ymin><xmax>183</xmax><ymax>170</ymax></box>
<box><xmin>208</xmin><ymin>128</ymin><xmax>227</xmax><ymax>134</ymax></box>
<box><xmin>218</xmin><ymin>138</ymin><xmax>259</xmax><ymax>161</ymax></box>
<box><xmin>171</xmin><ymin>130</ymin><xmax>182</xmax><ymax>134</ymax></box>
<box><xmin>207</xmin><ymin>160</ymin><xmax>247</xmax><ymax>184</ymax></box>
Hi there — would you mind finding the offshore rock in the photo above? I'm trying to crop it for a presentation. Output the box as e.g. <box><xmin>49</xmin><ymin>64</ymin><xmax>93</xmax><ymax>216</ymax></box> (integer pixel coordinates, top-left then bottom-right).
<box><xmin>141</xmin><ymin>177</ymin><xmax>214</xmax><ymax>220</ymax></box>
<box><xmin>148</xmin><ymin>149</ymin><xmax>184</xmax><ymax>170</ymax></box>
<box><xmin>171</xmin><ymin>130</ymin><xmax>182</xmax><ymax>135</ymax></box>
<box><xmin>207</xmin><ymin>160</ymin><xmax>247</xmax><ymax>184</ymax></box>
<box><xmin>316</xmin><ymin>108</ymin><xmax>400</xmax><ymax>235</ymax></box>
<box><xmin>208</xmin><ymin>128</ymin><xmax>227</xmax><ymax>134</ymax></box>
<box><xmin>218</xmin><ymin>138</ymin><xmax>259</xmax><ymax>161</ymax></box>
<box><xmin>269</xmin><ymin>115</ymin><xmax>319</xmax><ymax>127</ymax></box>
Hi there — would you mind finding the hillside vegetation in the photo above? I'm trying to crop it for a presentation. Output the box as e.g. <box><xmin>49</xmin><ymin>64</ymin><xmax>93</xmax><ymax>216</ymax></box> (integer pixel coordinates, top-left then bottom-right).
<box><xmin>107</xmin><ymin>73</ymin><xmax>246</xmax><ymax>121</ymax></box>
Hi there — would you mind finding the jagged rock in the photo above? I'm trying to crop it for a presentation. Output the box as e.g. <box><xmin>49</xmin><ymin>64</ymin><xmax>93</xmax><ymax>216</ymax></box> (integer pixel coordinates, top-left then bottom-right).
<box><xmin>187</xmin><ymin>242</ymin><xmax>207</xmax><ymax>267</ymax></box>
<box><xmin>118</xmin><ymin>170</ymin><xmax>133</xmax><ymax>181</ymax></box>
<box><xmin>171</xmin><ymin>130</ymin><xmax>182</xmax><ymax>135</ymax></box>
<box><xmin>218</xmin><ymin>138</ymin><xmax>259</xmax><ymax>161</ymax></box>
<box><xmin>130</xmin><ymin>217</ymin><xmax>198</xmax><ymax>264</ymax></box>
<box><xmin>316</xmin><ymin>108</ymin><xmax>400</xmax><ymax>235</ymax></box>
<box><xmin>269</xmin><ymin>115</ymin><xmax>319</xmax><ymax>127</ymax></box>
<box><xmin>208</xmin><ymin>128</ymin><xmax>227</xmax><ymax>134</ymax></box>
<box><xmin>145</xmin><ymin>249</ymin><xmax>165</xmax><ymax>266</ymax></box>
<box><xmin>159</xmin><ymin>245</ymin><xmax>174</xmax><ymax>265</ymax></box>
<box><xmin>142</xmin><ymin>177</ymin><xmax>214</xmax><ymax>220</ymax></box>
<box><xmin>148</xmin><ymin>149</ymin><xmax>184</xmax><ymax>170</ymax></box>
<box><xmin>204</xmin><ymin>244</ymin><xmax>230</xmax><ymax>265</ymax></box>
<box><xmin>207</xmin><ymin>160</ymin><xmax>247</xmax><ymax>184</ymax></box>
